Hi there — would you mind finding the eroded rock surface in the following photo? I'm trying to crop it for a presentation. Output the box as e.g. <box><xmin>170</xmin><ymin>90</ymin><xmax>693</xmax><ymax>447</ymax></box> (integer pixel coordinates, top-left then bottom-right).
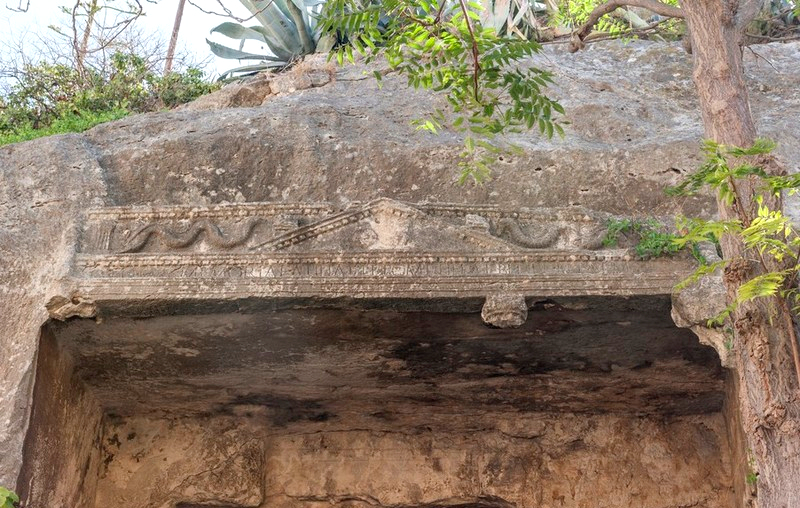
<box><xmin>2</xmin><ymin>40</ymin><xmax>799</xmax><ymax>505</ymax></box>
<box><xmin>95</xmin><ymin>413</ymin><xmax>734</xmax><ymax>508</ymax></box>
<box><xmin>39</xmin><ymin>296</ymin><xmax>733</xmax><ymax>508</ymax></box>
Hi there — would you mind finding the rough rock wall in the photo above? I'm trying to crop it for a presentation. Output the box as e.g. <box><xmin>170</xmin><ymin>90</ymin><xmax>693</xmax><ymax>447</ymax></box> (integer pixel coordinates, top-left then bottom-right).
<box><xmin>81</xmin><ymin>41</ymin><xmax>800</xmax><ymax>216</ymax></box>
<box><xmin>27</xmin><ymin>298</ymin><xmax>726</xmax><ymax>508</ymax></box>
<box><xmin>94</xmin><ymin>414</ymin><xmax>735</xmax><ymax>508</ymax></box>
<box><xmin>0</xmin><ymin>136</ymin><xmax>108</xmax><ymax>488</ymax></box>
<box><xmin>17</xmin><ymin>327</ymin><xmax>103</xmax><ymax>508</ymax></box>
<box><xmin>1</xmin><ymin>40</ymin><xmax>799</xmax><ymax>492</ymax></box>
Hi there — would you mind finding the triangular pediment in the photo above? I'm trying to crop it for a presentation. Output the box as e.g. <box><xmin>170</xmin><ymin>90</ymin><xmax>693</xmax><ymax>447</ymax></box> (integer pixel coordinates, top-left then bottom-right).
<box><xmin>252</xmin><ymin>198</ymin><xmax>517</xmax><ymax>253</ymax></box>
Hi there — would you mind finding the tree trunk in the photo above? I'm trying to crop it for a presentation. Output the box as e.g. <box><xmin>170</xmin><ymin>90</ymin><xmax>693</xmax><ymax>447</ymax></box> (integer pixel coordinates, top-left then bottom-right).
<box><xmin>164</xmin><ymin>0</ymin><xmax>187</xmax><ymax>74</ymax></box>
<box><xmin>681</xmin><ymin>1</ymin><xmax>800</xmax><ymax>506</ymax></box>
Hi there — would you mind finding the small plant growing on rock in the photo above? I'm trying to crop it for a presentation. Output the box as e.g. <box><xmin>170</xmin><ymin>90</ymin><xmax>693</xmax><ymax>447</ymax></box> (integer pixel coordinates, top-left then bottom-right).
<box><xmin>602</xmin><ymin>217</ymin><xmax>684</xmax><ymax>258</ymax></box>
<box><xmin>0</xmin><ymin>486</ymin><xmax>19</xmax><ymax>508</ymax></box>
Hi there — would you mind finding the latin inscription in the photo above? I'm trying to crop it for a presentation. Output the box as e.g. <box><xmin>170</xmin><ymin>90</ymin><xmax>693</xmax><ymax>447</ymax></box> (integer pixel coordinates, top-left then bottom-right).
<box><xmin>76</xmin><ymin>254</ymin><xmax>644</xmax><ymax>280</ymax></box>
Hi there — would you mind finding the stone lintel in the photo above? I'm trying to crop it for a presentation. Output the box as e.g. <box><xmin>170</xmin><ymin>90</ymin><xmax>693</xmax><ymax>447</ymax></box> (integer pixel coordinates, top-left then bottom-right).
<box><xmin>71</xmin><ymin>199</ymin><xmax>694</xmax><ymax>304</ymax></box>
<box><xmin>71</xmin><ymin>252</ymin><xmax>691</xmax><ymax>302</ymax></box>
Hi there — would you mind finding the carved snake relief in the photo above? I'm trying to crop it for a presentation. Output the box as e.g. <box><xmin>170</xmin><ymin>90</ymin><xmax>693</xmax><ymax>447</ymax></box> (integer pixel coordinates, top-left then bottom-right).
<box><xmin>493</xmin><ymin>218</ymin><xmax>561</xmax><ymax>249</ymax></box>
<box><xmin>578</xmin><ymin>224</ymin><xmax>611</xmax><ymax>250</ymax></box>
<box><xmin>120</xmin><ymin>218</ymin><xmax>268</xmax><ymax>253</ymax></box>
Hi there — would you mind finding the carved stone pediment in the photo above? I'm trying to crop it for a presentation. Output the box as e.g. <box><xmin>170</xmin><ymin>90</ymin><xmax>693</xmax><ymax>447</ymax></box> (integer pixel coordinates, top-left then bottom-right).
<box><xmin>73</xmin><ymin>199</ymin><xmax>692</xmax><ymax>302</ymax></box>
<box><xmin>81</xmin><ymin>198</ymin><xmax>610</xmax><ymax>255</ymax></box>
<box><xmin>257</xmin><ymin>198</ymin><xmax>522</xmax><ymax>253</ymax></box>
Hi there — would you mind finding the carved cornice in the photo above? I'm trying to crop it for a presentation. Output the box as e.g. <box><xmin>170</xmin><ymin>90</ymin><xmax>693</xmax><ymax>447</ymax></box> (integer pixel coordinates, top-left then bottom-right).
<box><xmin>72</xmin><ymin>198</ymin><xmax>693</xmax><ymax>301</ymax></box>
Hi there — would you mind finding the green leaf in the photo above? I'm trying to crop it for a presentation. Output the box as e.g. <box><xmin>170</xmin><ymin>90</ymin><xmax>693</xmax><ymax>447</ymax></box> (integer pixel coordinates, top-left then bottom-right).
<box><xmin>235</xmin><ymin>0</ymin><xmax>304</xmax><ymax>60</ymax></box>
<box><xmin>727</xmin><ymin>138</ymin><xmax>777</xmax><ymax>156</ymax></box>
<box><xmin>206</xmin><ymin>40</ymin><xmax>286</xmax><ymax>62</ymax></box>
<box><xmin>735</xmin><ymin>271</ymin><xmax>788</xmax><ymax>306</ymax></box>
<box><xmin>675</xmin><ymin>259</ymin><xmax>729</xmax><ymax>292</ymax></box>
<box><xmin>217</xmin><ymin>63</ymin><xmax>287</xmax><ymax>80</ymax></box>
<box><xmin>0</xmin><ymin>487</ymin><xmax>19</xmax><ymax>508</ymax></box>
<box><xmin>209</xmin><ymin>22</ymin><xmax>270</xmax><ymax>43</ymax></box>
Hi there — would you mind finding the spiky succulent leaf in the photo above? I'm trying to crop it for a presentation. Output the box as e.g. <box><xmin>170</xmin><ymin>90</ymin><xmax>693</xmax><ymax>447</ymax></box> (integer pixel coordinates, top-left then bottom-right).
<box><xmin>480</xmin><ymin>0</ymin><xmax>511</xmax><ymax>33</ymax></box>
<box><xmin>208</xmin><ymin>0</ymin><xmax>330</xmax><ymax>75</ymax></box>
<box><xmin>206</xmin><ymin>39</ymin><xmax>285</xmax><ymax>61</ymax></box>
<box><xmin>238</xmin><ymin>0</ymin><xmax>305</xmax><ymax>58</ymax></box>
<box><xmin>218</xmin><ymin>63</ymin><xmax>288</xmax><ymax>80</ymax></box>
<box><xmin>210</xmin><ymin>22</ymin><xmax>270</xmax><ymax>43</ymax></box>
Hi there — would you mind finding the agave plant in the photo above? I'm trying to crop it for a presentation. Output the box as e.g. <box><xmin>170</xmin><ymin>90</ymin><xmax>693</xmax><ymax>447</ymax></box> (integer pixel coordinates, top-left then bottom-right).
<box><xmin>478</xmin><ymin>0</ymin><xmax>547</xmax><ymax>39</ymax></box>
<box><xmin>207</xmin><ymin>0</ymin><xmax>336</xmax><ymax>78</ymax></box>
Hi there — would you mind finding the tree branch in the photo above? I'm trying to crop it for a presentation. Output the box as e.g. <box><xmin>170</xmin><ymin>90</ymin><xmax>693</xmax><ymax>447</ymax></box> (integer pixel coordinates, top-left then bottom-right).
<box><xmin>186</xmin><ymin>0</ymin><xmax>274</xmax><ymax>23</ymax></box>
<box><xmin>5</xmin><ymin>0</ymin><xmax>29</xmax><ymax>11</ymax></box>
<box><xmin>457</xmin><ymin>0</ymin><xmax>481</xmax><ymax>101</ymax></box>
<box><xmin>569</xmin><ymin>0</ymin><xmax>684</xmax><ymax>52</ymax></box>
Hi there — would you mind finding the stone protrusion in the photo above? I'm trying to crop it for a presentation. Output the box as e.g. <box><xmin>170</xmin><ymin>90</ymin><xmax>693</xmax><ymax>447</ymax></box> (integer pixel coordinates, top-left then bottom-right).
<box><xmin>465</xmin><ymin>213</ymin><xmax>491</xmax><ymax>232</ymax></box>
<box><xmin>671</xmin><ymin>272</ymin><xmax>733</xmax><ymax>368</ymax></box>
<box><xmin>46</xmin><ymin>295</ymin><xmax>98</xmax><ymax>321</ymax></box>
<box><xmin>481</xmin><ymin>294</ymin><xmax>528</xmax><ymax>328</ymax></box>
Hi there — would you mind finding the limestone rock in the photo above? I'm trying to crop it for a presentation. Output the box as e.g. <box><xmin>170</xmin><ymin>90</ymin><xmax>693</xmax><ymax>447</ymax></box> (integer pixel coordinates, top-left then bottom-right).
<box><xmin>481</xmin><ymin>294</ymin><xmax>528</xmax><ymax>328</ymax></box>
<box><xmin>183</xmin><ymin>72</ymin><xmax>272</xmax><ymax>110</ymax></box>
<box><xmin>46</xmin><ymin>295</ymin><xmax>97</xmax><ymax>321</ymax></box>
<box><xmin>2</xmin><ymin>40</ymin><xmax>800</xmax><ymax>499</ymax></box>
<box><xmin>671</xmin><ymin>271</ymin><xmax>733</xmax><ymax>368</ymax></box>
<box><xmin>182</xmin><ymin>56</ymin><xmax>336</xmax><ymax>111</ymax></box>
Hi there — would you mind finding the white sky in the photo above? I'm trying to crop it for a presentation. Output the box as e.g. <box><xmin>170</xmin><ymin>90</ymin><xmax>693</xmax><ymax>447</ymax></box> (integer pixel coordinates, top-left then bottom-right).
<box><xmin>0</xmin><ymin>1</ymin><xmax>258</xmax><ymax>79</ymax></box>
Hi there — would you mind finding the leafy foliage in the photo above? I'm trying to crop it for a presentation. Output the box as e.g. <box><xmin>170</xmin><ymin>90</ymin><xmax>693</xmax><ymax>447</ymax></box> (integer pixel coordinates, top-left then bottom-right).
<box><xmin>0</xmin><ymin>108</ymin><xmax>129</xmax><ymax>146</ymax></box>
<box><xmin>320</xmin><ymin>0</ymin><xmax>565</xmax><ymax>181</ymax></box>
<box><xmin>0</xmin><ymin>487</ymin><xmax>18</xmax><ymax>508</ymax></box>
<box><xmin>672</xmin><ymin>140</ymin><xmax>800</xmax><ymax>327</ymax></box>
<box><xmin>549</xmin><ymin>0</ymin><xmax>625</xmax><ymax>34</ymax></box>
<box><xmin>0</xmin><ymin>53</ymin><xmax>218</xmax><ymax>146</ymax></box>
<box><xmin>602</xmin><ymin>218</ymin><xmax>635</xmax><ymax>246</ymax></box>
<box><xmin>748</xmin><ymin>0</ymin><xmax>800</xmax><ymax>40</ymax></box>
<box><xmin>666</xmin><ymin>138</ymin><xmax>775</xmax><ymax>204</ymax></box>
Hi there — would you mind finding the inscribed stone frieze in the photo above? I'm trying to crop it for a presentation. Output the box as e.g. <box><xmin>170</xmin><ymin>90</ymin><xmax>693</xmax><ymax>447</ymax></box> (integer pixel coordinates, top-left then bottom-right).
<box><xmin>71</xmin><ymin>198</ymin><xmax>693</xmax><ymax>300</ymax></box>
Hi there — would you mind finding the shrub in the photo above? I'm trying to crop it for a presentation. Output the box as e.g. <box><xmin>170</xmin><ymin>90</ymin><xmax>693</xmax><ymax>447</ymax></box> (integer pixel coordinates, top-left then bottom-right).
<box><xmin>0</xmin><ymin>52</ymin><xmax>219</xmax><ymax>145</ymax></box>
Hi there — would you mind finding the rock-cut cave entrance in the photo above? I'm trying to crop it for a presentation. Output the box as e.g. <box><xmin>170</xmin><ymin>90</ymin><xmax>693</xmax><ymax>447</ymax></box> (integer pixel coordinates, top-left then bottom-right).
<box><xmin>19</xmin><ymin>295</ymin><xmax>739</xmax><ymax>508</ymax></box>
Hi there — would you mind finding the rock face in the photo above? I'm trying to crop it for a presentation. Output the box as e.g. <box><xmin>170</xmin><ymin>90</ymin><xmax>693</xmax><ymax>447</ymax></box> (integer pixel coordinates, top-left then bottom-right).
<box><xmin>0</xmin><ymin>135</ymin><xmax>109</xmax><ymax>497</ymax></box>
<box><xmin>68</xmin><ymin>41</ymin><xmax>800</xmax><ymax>215</ymax></box>
<box><xmin>1</xmin><ymin>40</ymin><xmax>799</xmax><ymax>508</ymax></box>
<box><xmin>32</xmin><ymin>299</ymin><xmax>734</xmax><ymax>508</ymax></box>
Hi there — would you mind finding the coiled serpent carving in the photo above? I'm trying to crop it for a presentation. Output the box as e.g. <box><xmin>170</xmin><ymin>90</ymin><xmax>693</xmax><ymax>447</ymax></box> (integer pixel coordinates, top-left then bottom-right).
<box><xmin>120</xmin><ymin>218</ymin><xmax>268</xmax><ymax>253</ymax></box>
<box><xmin>493</xmin><ymin>218</ymin><xmax>561</xmax><ymax>249</ymax></box>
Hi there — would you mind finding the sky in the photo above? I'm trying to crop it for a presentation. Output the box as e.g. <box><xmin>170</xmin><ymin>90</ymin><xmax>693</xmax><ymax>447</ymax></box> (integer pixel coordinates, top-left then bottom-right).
<box><xmin>0</xmin><ymin>0</ymin><xmax>257</xmax><ymax>79</ymax></box>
